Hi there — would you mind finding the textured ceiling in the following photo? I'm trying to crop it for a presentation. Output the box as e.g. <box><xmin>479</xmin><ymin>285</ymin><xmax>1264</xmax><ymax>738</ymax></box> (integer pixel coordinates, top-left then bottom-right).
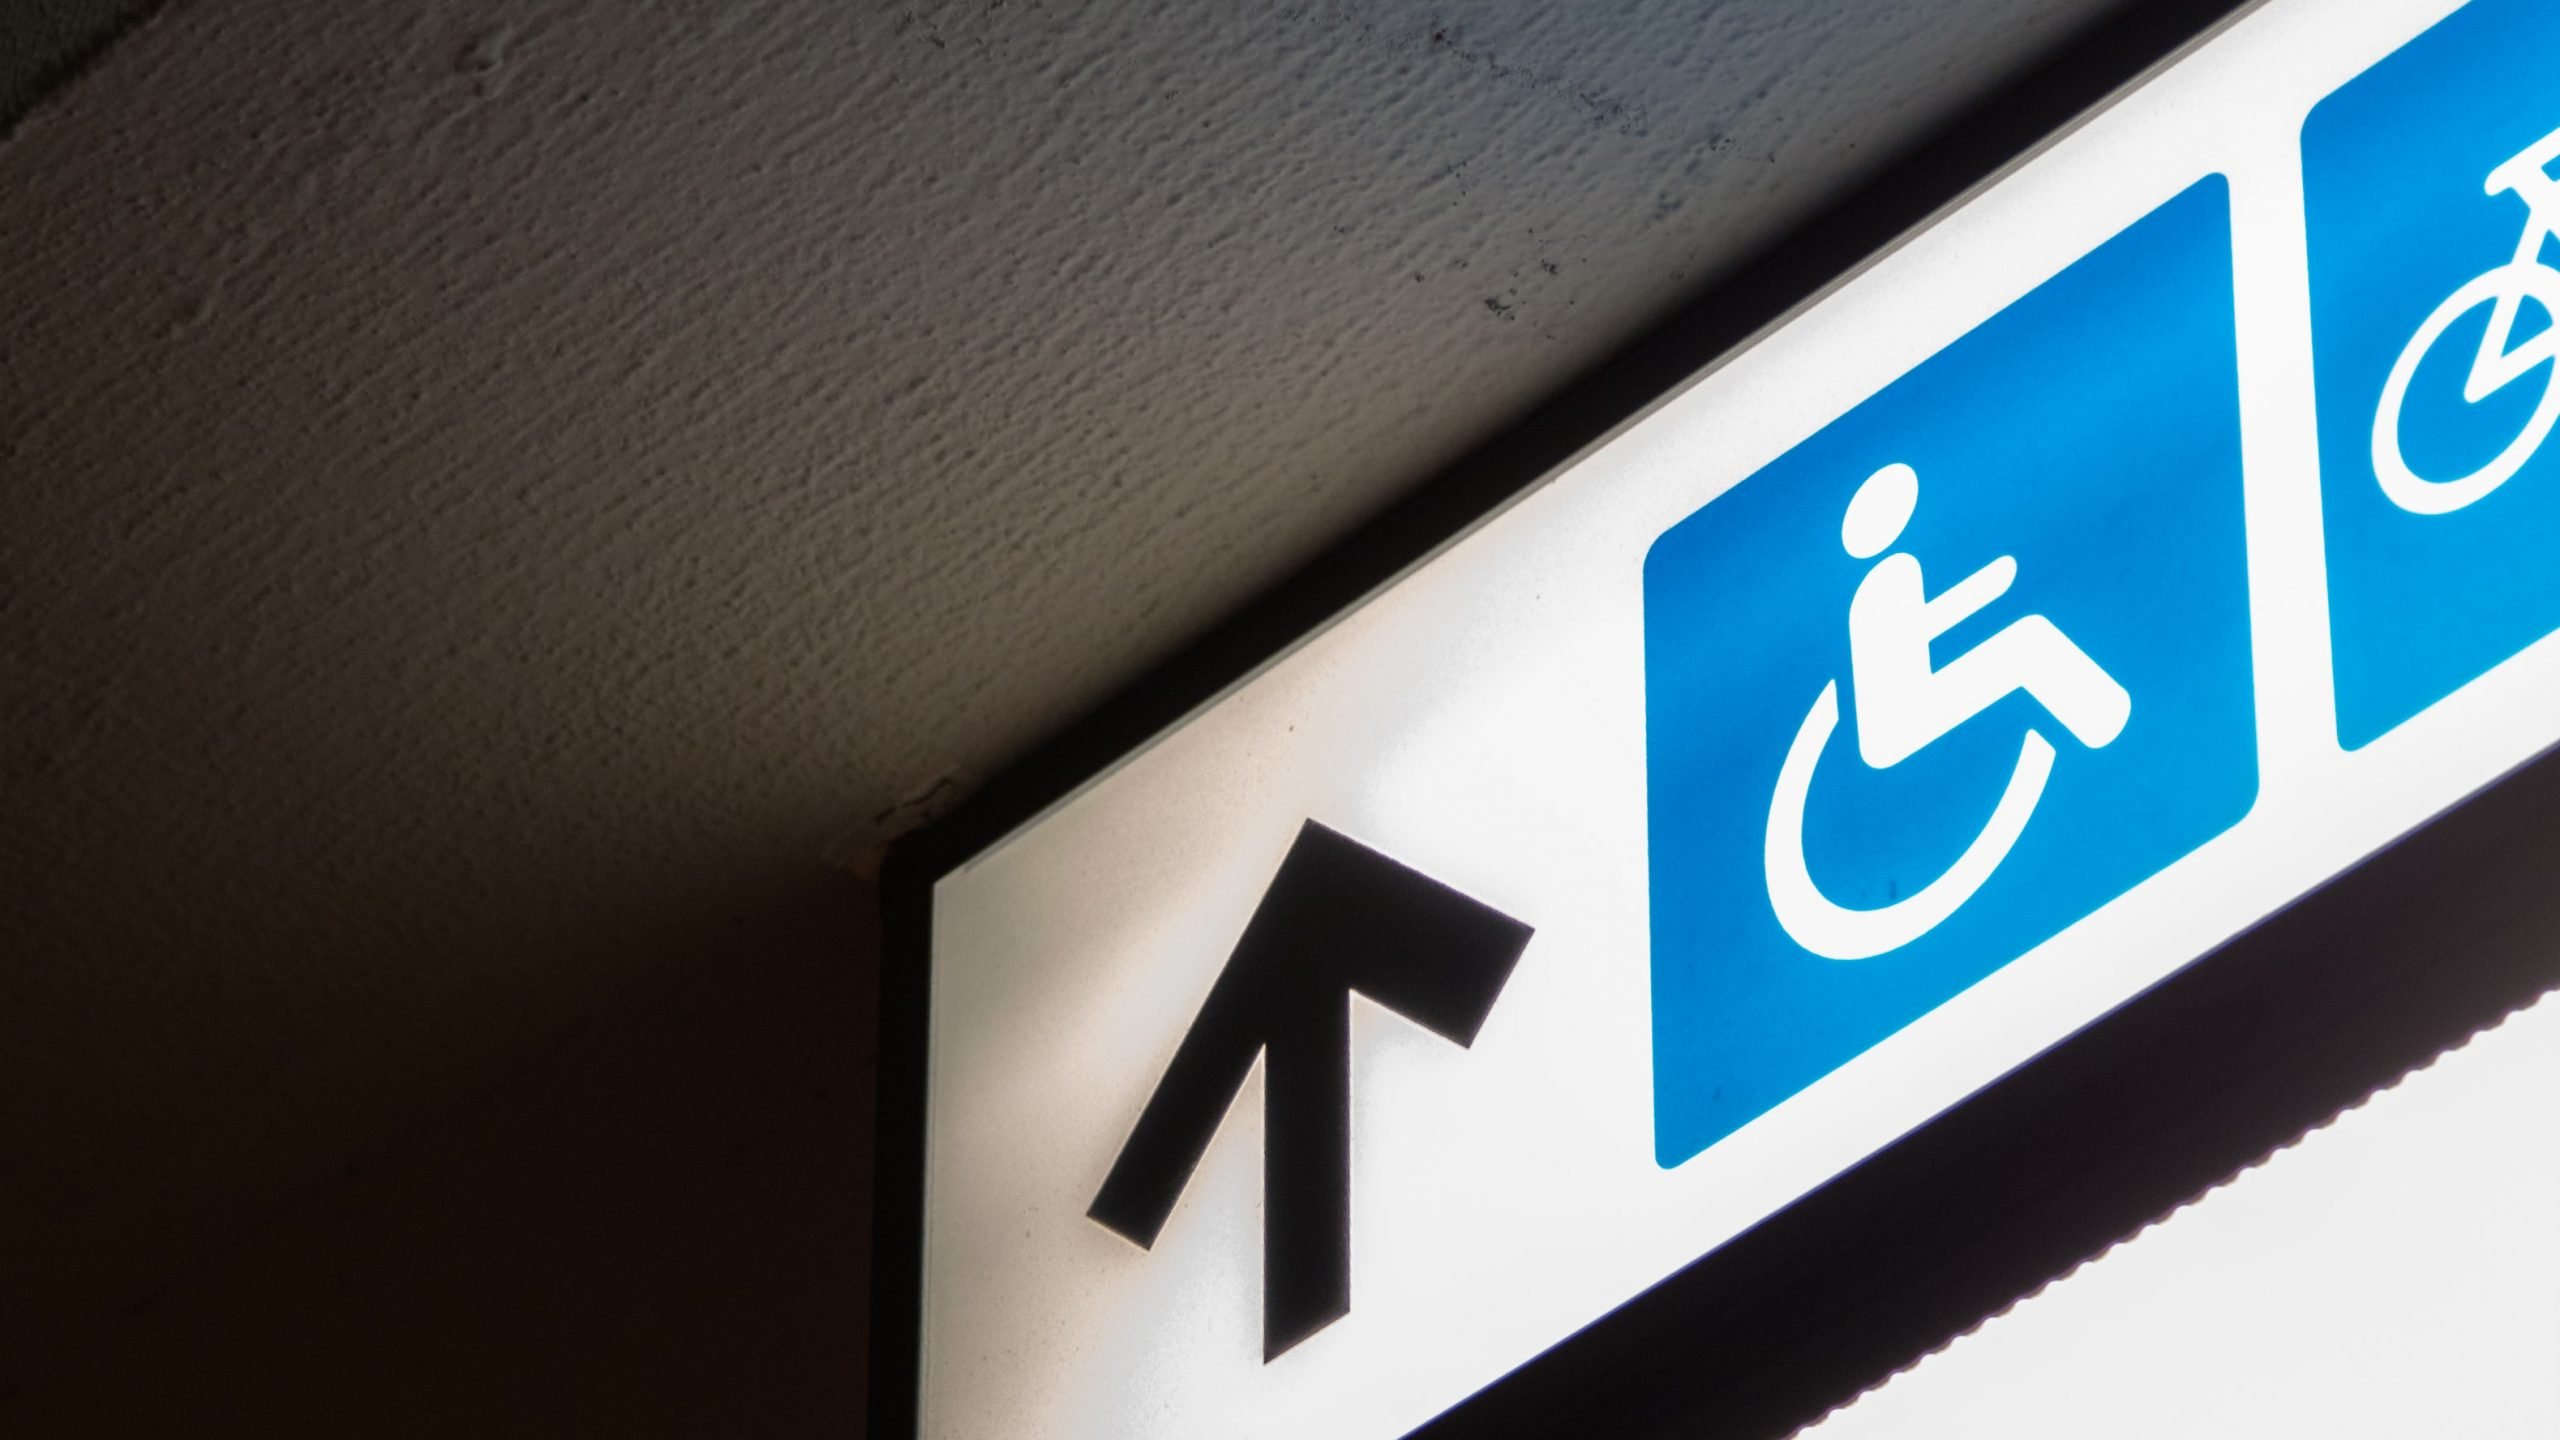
<box><xmin>3</xmin><ymin>0</ymin><xmax>2129</xmax><ymax>1423</ymax></box>
<box><xmin>0</xmin><ymin>0</ymin><xmax>159</xmax><ymax>131</ymax></box>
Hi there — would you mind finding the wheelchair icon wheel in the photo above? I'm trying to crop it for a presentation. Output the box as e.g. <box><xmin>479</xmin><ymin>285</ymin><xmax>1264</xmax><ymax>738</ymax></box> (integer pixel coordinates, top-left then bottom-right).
<box><xmin>1763</xmin><ymin>681</ymin><xmax>2054</xmax><ymax>960</ymax></box>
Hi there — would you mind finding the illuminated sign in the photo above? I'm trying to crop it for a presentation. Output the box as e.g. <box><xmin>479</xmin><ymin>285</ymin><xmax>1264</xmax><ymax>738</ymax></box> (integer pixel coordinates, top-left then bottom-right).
<box><xmin>877</xmin><ymin>1</ymin><xmax>2560</xmax><ymax>1436</ymax></box>
<box><xmin>1644</xmin><ymin>176</ymin><xmax>2257</xmax><ymax>1163</ymax></box>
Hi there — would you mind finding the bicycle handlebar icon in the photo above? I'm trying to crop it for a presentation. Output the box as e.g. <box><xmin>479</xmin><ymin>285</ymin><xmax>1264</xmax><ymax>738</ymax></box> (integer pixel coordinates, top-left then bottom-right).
<box><xmin>2374</xmin><ymin>122</ymin><xmax>2560</xmax><ymax>515</ymax></box>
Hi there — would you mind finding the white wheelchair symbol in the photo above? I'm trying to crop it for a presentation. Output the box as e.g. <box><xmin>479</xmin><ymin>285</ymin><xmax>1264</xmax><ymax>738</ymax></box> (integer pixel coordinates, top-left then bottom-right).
<box><xmin>2375</xmin><ymin>122</ymin><xmax>2560</xmax><ymax>515</ymax></box>
<box><xmin>1764</xmin><ymin>463</ymin><xmax>2132</xmax><ymax>960</ymax></box>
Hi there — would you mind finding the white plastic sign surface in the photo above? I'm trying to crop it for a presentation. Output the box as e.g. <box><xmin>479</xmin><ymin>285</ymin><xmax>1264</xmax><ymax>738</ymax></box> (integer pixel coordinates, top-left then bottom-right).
<box><xmin>917</xmin><ymin>1</ymin><xmax>2560</xmax><ymax>1434</ymax></box>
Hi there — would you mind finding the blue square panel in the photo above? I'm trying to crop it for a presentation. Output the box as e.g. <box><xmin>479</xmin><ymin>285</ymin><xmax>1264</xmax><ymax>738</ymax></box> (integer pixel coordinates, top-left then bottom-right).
<box><xmin>2305</xmin><ymin>0</ymin><xmax>2560</xmax><ymax>750</ymax></box>
<box><xmin>1643</xmin><ymin>178</ymin><xmax>2258</xmax><ymax>1169</ymax></box>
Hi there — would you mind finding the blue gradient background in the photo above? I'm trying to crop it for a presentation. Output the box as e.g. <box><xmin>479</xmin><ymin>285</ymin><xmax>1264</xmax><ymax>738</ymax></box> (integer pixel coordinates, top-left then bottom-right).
<box><xmin>2305</xmin><ymin>0</ymin><xmax>2560</xmax><ymax>750</ymax></box>
<box><xmin>1643</xmin><ymin>179</ymin><xmax>2258</xmax><ymax>1169</ymax></box>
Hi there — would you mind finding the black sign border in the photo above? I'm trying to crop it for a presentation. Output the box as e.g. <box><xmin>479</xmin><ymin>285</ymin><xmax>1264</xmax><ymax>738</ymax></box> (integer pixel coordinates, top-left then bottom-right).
<box><xmin>869</xmin><ymin>1</ymin><xmax>2560</xmax><ymax>1434</ymax></box>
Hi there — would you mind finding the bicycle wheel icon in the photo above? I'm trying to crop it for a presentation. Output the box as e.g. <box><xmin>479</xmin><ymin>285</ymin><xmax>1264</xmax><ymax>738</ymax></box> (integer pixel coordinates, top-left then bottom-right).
<box><xmin>2372</xmin><ymin>261</ymin><xmax>2560</xmax><ymax>515</ymax></box>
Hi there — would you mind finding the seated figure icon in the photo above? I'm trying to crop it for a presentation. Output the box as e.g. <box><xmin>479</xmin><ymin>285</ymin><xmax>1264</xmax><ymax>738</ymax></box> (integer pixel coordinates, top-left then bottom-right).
<box><xmin>1643</xmin><ymin>175</ymin><xmax>2257</xmax><ymax>1170</ymax></box>
<box><xmin>1766</xmin><ymin>462</ymin><xmax>2131</xmax><ymax>961</ymax></box>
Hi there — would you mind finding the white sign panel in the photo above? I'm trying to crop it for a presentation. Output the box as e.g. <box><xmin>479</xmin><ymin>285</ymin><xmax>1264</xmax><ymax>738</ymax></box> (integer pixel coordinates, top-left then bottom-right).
<box><xmin>911</xmin><ymin>0</ymin><xmax>2560</xmax><ymax>1434</ymax></box>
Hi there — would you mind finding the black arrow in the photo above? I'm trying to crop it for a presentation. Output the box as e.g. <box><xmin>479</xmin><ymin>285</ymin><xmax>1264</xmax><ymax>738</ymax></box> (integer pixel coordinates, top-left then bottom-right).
<box><xmin>1089</xmin><ymin>820</ymin><xmax>1533</xmax><ymax>1360</ymax></box>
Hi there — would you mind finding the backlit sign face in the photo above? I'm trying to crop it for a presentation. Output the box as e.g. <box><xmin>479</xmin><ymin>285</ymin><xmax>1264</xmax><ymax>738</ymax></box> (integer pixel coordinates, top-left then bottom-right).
<box><xmin>899</xmin><ymin>2</ymin><xmax>2560</xmax><ymax>1436</ymax></box>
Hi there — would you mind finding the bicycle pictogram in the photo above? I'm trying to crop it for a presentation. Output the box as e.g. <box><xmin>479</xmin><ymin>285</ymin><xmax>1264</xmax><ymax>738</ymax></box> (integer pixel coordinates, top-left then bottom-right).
<box><xmin>2374</xmin><ymin>123</ymin><xmax>2560</xmax><ymax>515</ymax></box>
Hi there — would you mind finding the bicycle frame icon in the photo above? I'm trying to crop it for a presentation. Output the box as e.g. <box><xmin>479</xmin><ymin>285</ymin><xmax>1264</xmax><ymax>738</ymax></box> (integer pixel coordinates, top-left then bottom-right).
<box><xmin>2375</xmin><ymin>123</ymin><xmax>2560</xmax><ymax>515</ymax></box>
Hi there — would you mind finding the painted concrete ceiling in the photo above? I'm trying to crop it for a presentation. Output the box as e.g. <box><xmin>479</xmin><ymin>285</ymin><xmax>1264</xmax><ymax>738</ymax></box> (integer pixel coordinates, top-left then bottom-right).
<box><xmin>4</xmin><ymin>0</ymin><xmax>2132</xmax><ymax>1426</ymax></box>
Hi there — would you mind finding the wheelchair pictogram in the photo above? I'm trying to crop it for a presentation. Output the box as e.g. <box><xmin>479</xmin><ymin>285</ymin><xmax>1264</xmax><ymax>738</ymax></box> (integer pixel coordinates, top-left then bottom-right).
<box><xmin>1764</xmin><ymin>463</ymin><xmax>2130</xmax><ymax>961</ymax></box>
<box><xmin>1645</xmin><ymin>175</ymin><xmax>2251</xmax><ymax>1167</ymax></box>
<box><xmin>2374</xmin><ymin>123</ymin><xmax>2560</xmax><ymax>515</ymax></box>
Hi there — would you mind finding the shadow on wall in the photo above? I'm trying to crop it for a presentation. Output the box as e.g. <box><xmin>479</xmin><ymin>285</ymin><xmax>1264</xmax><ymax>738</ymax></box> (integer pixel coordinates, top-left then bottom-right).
<box><xmin>5</xmin><ymin>2</ymin><xmax>895</xmax><ymax>1423</ymax></box>
<box><xmin>3</xmin><ymin>876</ymin><xmax>880</xmax><ymax>1438</ymax></box>
<box><xmin>0</xmin><ymin>0</ymin><xmax>169</xmax><ymax>137</ymax></box>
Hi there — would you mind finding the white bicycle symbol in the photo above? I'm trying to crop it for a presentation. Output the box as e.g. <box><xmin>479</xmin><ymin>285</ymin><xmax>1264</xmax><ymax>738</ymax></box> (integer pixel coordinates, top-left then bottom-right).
<box><xmin>2374</xmin><ymin>122</ymin><xmax>2560</xmax><ymax>515</ymax></box>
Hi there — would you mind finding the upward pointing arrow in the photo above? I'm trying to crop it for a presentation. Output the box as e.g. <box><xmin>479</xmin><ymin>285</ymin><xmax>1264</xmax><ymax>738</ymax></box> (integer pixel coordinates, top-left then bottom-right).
<box><xmin>1088</xmin><ymin>820</ymin><xmax>1533</xmax><ymax>1361</ymax></box>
